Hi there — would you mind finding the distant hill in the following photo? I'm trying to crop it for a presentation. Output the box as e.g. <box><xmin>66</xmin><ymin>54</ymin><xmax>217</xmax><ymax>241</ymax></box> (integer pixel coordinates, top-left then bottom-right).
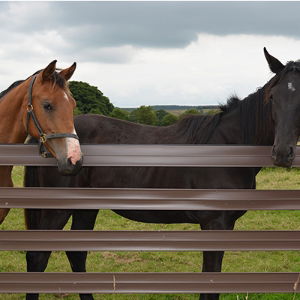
<box><xmin>121</xmin><ymin>105</ymin><xmax>219</xmax><ymax>112</ymax></box>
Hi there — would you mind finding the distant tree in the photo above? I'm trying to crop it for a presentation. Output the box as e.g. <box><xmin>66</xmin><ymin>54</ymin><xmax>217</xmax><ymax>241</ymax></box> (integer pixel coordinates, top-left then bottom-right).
<box><xmin>129</xmin><ymin>105</ymin><xmax>158</xmax><ymax>125</ymax></box>
<box><xmin>73</xmin><ymin>106</ymin><xmax>82</xmax><ymax>116</ymax></box>
<box><xmin>69</xmin><ymin>81</ymin><xmax>114</xmax><ymax>115</ymax></box>
<box><xmin>128</xmin><ymin>109</ymin><xmax>138</xmax><ymax>123</ymax></box>
<box><xmin>161</xmin><ymin>113</ymin><xmax>178</xmax><ymax>126</ymax></box>
<box><xmin>155</xmin><ymin>109</ymin><xmax>168</xmax><ymax>125</ymax></box>
<box><xmin>110</xmin><ymin>107</ymin><xmax>129</xmax><ymax>121</ymax></box>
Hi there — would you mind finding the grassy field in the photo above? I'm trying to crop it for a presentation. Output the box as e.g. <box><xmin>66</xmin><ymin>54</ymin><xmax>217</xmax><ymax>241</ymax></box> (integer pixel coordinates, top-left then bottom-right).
<box><xmin>0</xmin><ymin>166</ymin><xmax>299</xmax><ymax>300</ymax></box>
<box><xmin>166</xmin><ymin>108</ymin><xmax>219</xmax><ymax>116</ymax></box>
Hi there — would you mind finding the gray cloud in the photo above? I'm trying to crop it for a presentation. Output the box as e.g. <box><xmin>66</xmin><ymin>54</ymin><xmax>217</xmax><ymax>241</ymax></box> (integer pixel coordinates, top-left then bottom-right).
<box><xmin>1</xmin><ymin>0</ymin><xmax>300</xmax><ymax>107</ymax></box>
<box><xmin>54</xmin><ymin>2</ymin><xmax>300</xmax><ymax>47</ymax></box>
<box><xmin>0</xmin><ymin>1</ymin><xmax>300</xmax><ymax>64</ymax></box>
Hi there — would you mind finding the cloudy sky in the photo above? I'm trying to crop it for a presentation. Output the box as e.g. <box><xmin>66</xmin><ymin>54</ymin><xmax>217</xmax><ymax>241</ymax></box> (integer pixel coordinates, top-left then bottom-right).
<box><xmin>1</xmin><ymin>1</ymin><xmax>300</xmax><ymax>107</ymax></box>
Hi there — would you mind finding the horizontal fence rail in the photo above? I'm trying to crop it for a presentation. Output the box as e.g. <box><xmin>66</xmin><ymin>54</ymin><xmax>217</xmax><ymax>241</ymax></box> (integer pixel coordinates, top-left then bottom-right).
<box><xmin>0</xmin><ymin>273</ymin><xmax>299</xmax><ymax>294</ymax></box>
<box><xmin>2</xmin><ymin>144</ymin><xmax>300</xmax><ymax>167</ymax></box>
<box><xmin>1</xmin><ymin>230</ymin><xmax>299</xmax><ymax>251</ymax></box>
<box><xmin>1</xmin><ymin>187</ymin><xmax>300</xmax><ymax>210</ymax></box>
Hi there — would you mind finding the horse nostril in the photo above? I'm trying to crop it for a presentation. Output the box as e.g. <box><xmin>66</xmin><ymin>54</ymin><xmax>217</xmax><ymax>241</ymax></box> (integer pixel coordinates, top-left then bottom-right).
<box><xmin>67</xmin><ymin>157</ymin><xmax>73</xmax><ymax>167</ymax></box>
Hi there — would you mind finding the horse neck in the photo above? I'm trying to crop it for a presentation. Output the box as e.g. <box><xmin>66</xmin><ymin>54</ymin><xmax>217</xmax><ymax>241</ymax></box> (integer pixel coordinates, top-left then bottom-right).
<box><xmin>0</xmin><ymin>79</ymin><xmax>30</xmax><ymax>143</ymax></box>
<box><xmin>238</xmin><ymin>87</ymin><xmax>274</xmax><ymax>145</ymax></box>
<box><xmin>203</xmin><ymin>108</ymin><xmax>241</xmax><ymax>144</ymax></box>
<box><xmin>206</xmin><ymin>86</ymin><xmax>274</xmax><ymax>146</ymax></box>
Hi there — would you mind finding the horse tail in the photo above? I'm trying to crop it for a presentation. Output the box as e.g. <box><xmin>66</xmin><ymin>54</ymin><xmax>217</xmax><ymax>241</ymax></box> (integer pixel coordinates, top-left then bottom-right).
<box><xmin>24</xmin><ymin>137</ymin><xmax>41</xmax><ymax>230</ymax></box>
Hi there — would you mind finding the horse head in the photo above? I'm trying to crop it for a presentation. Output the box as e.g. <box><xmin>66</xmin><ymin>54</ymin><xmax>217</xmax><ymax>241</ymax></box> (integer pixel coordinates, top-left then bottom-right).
<box><xmin>264</xmin><ymin>48</ymin><xmax>300</xmax><ymax>168</ymax></box>
<box><xmin>24</xmin><ymin>60</ymin><xmax>83</xmax><ymax>175</ymax></box>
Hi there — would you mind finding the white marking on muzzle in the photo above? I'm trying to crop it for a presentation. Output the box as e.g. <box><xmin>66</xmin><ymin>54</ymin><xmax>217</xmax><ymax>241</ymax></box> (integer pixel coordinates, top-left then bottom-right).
<box><xmin>66</xmin><ymin>130</ymin><xmax>82</xmax><ymax>165</ymax></box>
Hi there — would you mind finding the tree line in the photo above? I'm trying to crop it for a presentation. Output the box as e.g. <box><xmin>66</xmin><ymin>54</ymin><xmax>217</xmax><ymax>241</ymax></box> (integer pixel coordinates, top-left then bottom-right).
<box><xmin>69</xmin><ymin>81</ymin><xmax>218</xmax><ymax>126</ymax></box>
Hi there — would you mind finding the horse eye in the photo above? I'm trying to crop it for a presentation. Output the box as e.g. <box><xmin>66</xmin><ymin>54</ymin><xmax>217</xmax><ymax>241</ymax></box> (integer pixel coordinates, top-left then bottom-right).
<box><xmin>43</xmin><ymin>102</ymin><xmax>53</xmax><ymax>111</ymax></box>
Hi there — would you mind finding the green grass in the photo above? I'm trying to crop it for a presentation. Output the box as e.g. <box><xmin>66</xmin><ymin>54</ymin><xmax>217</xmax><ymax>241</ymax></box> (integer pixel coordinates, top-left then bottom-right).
<box><xmin>11</xmin><ymin>166</ymin><xmax>24</xmax><ymax>187</ymax></box>
<box><xmin>0</xmin><ymin>166</ymin><xmax>299</xmax><ymax>300</ymax></box>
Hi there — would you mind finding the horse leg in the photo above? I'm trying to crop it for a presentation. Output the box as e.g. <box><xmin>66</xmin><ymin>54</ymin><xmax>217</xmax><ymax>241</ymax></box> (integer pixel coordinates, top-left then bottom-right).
<box><xmin>25</xmin><ymin>209</ymin><xmax>72</xmax><ymax>300</ymax></box>
<box><xmin>199</xmin><ymin>215</ymin><xmax>236</xmax><ymax>300</ymax></box>
<box><xmin>65</xmin><ymin>210</ymin><xmax>98</xmax><ymax>300</ymax></box>
<box><xmin>26</xmin><ymin>251</ymin><xmax>52</xmax><ymax>300</ymax></box>
<box><xmin>0</xmin><ymin>166</ymin><xmax>13</xmax><ymax>224</ymax></box>
<box><xmin>0</xmin><ymin>208</ymin><xmax>10</xmax><ymax>224</ymax></box>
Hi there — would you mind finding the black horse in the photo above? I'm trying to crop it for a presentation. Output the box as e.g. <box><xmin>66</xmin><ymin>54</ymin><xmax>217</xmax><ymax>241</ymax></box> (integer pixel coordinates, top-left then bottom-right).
<box><xmin>24</xmin><ymin>49</ymin><xmax>300</xmax><ymax>300</ymax></box>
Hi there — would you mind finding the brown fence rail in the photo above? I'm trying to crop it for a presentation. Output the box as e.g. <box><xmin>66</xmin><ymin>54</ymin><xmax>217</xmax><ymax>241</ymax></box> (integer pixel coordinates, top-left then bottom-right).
<box><xmin>1</xmin><ymin>230</ymin><xmax>299</xmax><ymax>251</ymax></box>
<box><xmin>0</xmin><ymin>273</ymin><xmax>299</xmax><ymax>294</ymax></box>
<box><xmin>1</xmin><ymin>187</ymin><xmax>300</xmax><ymax>210</ymax></box>
<box><xmin>1</xmin><ymin>144</ymin><xmax>300</xmax><ymax>166</ymax></box>
<box><xmin>0</xmin><ymin>144</ymin><xmax>299</xmax><ymax>295</ymax></box>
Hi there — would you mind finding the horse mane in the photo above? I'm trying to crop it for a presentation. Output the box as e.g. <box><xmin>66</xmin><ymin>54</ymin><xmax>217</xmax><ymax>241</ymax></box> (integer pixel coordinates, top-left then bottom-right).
<box><xmin>46</xmin><ymin>71</ymin><xmax>66</xmax><ymax>89</ymax></box>
<box><xmin>177</xmin><ymin>84</ymin><xmax>273</xmax><ymax>145</ymax></box>
<box><xmin>237</xmin><ymin>87</ymin><xmax>273</xmax><ymax>144</ymax></box>
<box><xmin>177</xmin><ymin>113</ymin><xmax>222</xmax><ymax>144</ymax></box>
<box><xmin>283</xmin><ymin>60</ymin><xmax>300</xmax><ymax>73</ymax></box>
<box><xmin>0</xmin><ymin>80</ymin><xmax>24</xmax><ymax>99</ymax></box>
<box><xmin>0</xmin><ymin>70</ymin><xmax>66</xmax><ymax>100</ymax></box>
<box><xmin>217</xmin><ymin>84</ymin><xmax>274</xmax><ymax>145</ymax></box>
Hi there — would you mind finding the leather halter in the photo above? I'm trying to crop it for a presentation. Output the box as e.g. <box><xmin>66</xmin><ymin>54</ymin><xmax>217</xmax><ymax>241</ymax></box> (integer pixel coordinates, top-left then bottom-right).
<box><xmin>26</xmin><ymin>74</ymin><xmax>79</xmax><ymax>158</ymax></box>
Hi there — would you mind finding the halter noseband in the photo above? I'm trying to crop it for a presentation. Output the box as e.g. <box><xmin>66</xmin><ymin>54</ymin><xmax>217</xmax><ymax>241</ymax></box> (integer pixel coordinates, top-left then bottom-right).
<box><xmin>26</xmin><ymin>74</ymin><xmax>79</xmax><ymax>158</ymax></box>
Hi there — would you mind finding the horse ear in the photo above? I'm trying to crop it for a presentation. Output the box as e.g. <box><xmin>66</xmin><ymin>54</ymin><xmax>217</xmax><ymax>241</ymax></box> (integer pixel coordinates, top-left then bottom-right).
<box><xmin>59</xmin><ymin>62</ymin><xmax>76</xmax><ymax>81</ymax></box>
<box><xmin>42</xmin><ymin>60</ymin><xmax>57</xmax><ymax>81</ymax></box>
<box><xmin>264</xmin><ymin>47</ymin><xmax>285</xmax><ymax>74</ymax></box>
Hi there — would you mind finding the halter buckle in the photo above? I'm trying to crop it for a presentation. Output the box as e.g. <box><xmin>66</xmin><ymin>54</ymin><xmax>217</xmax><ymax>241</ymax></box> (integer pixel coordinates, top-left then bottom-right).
<box><xmin>41</xmin><ymin>151</ymin><xmax>48</xmax><ymax>158</ymax></box>
<box><xmin>27</xmin><ymin>104</ymin><xmax>33</xmax><ymax>112</ymax></box>
<box><xmin>40</xmin><ymin>134</ymin><xmax>47</xmax><ymax>144</ymax></box>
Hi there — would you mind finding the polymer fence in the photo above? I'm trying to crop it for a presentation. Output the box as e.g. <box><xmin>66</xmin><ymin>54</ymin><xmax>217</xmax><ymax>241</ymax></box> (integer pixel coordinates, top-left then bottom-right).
<box><xmin>0</xmin><ymin>144</ymin><xmax>299</xmax><ymax>295</ymax></box>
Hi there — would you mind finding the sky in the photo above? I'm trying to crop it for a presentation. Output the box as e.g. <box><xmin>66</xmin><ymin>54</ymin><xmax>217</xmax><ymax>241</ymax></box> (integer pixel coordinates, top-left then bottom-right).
<box><xmin>1</xmin><ymin>1</ymin><xmax>300</xmax><ymax>107</ymax></box>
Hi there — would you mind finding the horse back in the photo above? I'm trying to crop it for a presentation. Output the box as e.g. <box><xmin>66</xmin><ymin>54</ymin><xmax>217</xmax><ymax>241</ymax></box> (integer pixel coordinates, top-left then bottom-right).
<box><xmin>75</xmin><ymin>114</ymin><xmax>182</xmax><ymax>144</ymax></box>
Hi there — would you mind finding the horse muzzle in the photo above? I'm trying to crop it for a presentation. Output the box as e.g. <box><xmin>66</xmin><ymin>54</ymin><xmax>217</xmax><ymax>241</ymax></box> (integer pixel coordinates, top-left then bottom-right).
<box><xmin>57</xmin><ymin>156</ymin><xmax>83</xmax><ymax>175</ymax></box>
<box><xmin>271</xmin><ymin>144</ymin><xmax>295</xmax><ymax>168</ymax></box>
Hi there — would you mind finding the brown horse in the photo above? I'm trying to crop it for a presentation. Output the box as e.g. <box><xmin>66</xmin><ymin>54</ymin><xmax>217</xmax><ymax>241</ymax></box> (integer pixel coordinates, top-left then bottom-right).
<box><xmin>0</xmin><ymin>61</ymin><xmax>83</xmax><ymax>224</ymax></box>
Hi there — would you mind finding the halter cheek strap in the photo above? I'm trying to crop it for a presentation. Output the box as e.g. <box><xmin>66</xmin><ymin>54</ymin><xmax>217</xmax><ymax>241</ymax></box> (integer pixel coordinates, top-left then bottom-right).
<box><xmin>26</xmin><ymin>74</ymin><xmax>79</xmax><ymax>158</ymax></box>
